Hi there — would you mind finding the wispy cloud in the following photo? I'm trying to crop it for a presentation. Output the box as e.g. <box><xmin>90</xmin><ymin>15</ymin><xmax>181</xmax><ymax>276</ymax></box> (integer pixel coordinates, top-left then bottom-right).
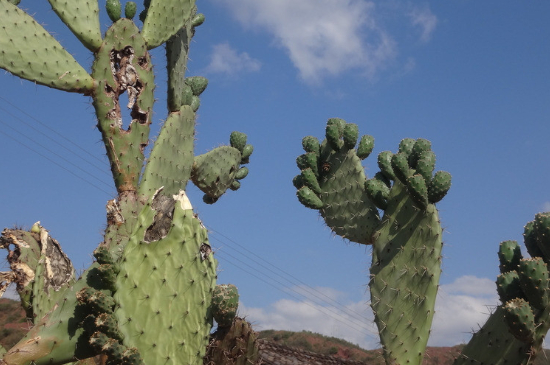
<box><xmin>240</xmin><ymin>277</ymin><xmax>503</xmax><ymax>349</ymax></box>
<box><xmin>213</xmin><ymin>0</ymin><xmax>396</xmax><ymax>84</ymax></box>
<box><xmin>204</xmin><ymin>42</ymin><xmax>261</xmax><ymax>76</ymax></box>
<box><xmin>408</xmin><ymin>5</ymin><xmax>438</xmax><ymax>43</ymax></box>
<box><xmin>543</xmin><ymin>201</ymin><xmax>550</xmax><ymax>211</ymax></box>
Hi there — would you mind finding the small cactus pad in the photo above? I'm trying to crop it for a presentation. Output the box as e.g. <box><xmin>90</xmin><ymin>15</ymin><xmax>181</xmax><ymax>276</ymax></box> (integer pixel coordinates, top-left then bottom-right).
<box><xmin>427</xmin><ymin>171</ymin><xmax>452</xmax><ymax>204</ymax></box>
<box><xmin>212</xmin><ymin>284</ymin><xmax>239</xmax><ymax>328</ymax></box>
<box><xmin>503</xmin><ymin>298</ymin><xmax>536</xmax><ymax>343</ymax></box>
<box><xmin>498</xmin><ymin>240</ymin><xmax>523</xmax><ymax>274</ymax></box>
<box><xmin>517</xmin><ymin>258</ymin><xmax>549</xmax><ymax>310</ymax></box>
<box><xmin>106</xmin><ymin>0</ymin><xmax>122</xmax><ymax>22</ymax></box>
<box><xmin>141</xmin><ymin>0</ymin><xmax>197</xmax><ymax>49</ymax></box>
<box><xmin>497</xmin><ymin>271</ymin><xmax>524</xmax><ymax>303</ymax></box>
<box><xmin>0</xmin><ymin>1</ymin><xmax>94</xmax><ymax>92</ymax></box>
<box><xmin>47</xmin><ymin>0</ymin><xmax>102</xmax><ymax>51</ymax></box>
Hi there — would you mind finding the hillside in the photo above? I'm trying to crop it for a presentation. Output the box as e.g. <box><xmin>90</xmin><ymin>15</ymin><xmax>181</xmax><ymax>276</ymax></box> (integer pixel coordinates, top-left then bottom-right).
<box><xmin>1</xmin><ymin>298</ymin><xmax>549</xmax><ymax>364</ymax></box>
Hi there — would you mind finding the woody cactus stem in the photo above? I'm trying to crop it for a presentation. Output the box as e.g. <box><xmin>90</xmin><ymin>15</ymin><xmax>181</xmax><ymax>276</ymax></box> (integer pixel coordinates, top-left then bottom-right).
<box><xmin>0</xmin><ymin>1</ymin><xmax>254</xmax><ymax>365</ymax></box>
<box><xmin>454</xmin><ymin>212</ymin><xmax>550</xmax><ymax>365</ymax></box>
<box><xmin>294</xmin><ymin>119</ymin><xmax>450</xmax><ymax>365</ymax></box>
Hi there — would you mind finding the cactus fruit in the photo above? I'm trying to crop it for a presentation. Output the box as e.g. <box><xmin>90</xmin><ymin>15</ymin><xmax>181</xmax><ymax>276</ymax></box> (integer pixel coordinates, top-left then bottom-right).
<box><xmin>212</xmin><ymin>284</ymin><xmax>240</xmax><ymax>328</ymax></box>
<box><xmin>0</xmin><ymin>2</ymin><xmax>255</xmax><ymax>365</ymax></box>
<box><xmin>295</xmin><ymin>119</ymin><xmax>450</xmax><ymax>365</ymax></box>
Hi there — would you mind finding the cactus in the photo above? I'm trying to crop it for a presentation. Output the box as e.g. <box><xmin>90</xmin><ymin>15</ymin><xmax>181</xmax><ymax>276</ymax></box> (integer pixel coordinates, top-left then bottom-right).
<box><xmin>453</xmin><ymin>213</ymin><xmax>550</xmax><ymax>365</ymax></box>
<box><xmin>0</xmin><ymin>1</ymin><xmax>255</xmax><ymax>365</ymax></box>
<box><xmin>294</xmin><ymin>119</ymin><xmax>450</xmax><ymax>365</ymax></box>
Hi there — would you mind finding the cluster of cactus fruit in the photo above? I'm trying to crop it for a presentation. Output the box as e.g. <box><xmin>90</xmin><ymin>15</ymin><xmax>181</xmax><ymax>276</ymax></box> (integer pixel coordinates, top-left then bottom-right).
<box><xmin>1</xmin><ymin>1</ymin><xmax>550</xmax><ymax>365</ymax></box>
<box><xmin>294</xmin><ymin>120</ymin><xmax>550</xmax><ymax>365</ymax></box>
<box><xmin>0</xmin><ymin>0</ymin><xmax>259</xmax><ymax>364</ymax></box>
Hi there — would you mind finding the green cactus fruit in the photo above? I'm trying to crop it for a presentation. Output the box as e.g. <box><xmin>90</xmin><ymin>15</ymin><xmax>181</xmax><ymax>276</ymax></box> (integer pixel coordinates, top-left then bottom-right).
<box><xmin>406</xmin><ymin>174</ymin><xmax>429</xmax><ymax>210</ymax></box>
<box><xmin>409</xmin><ymin>138</ymin><xmax>432</xmax><ymax>169</ymax></box>
<box><xmin>415</xmin><ymin>151</ymin><xmax>436</xmax><ymax>182</ymax></box>
<box><xmin>230</xmin><ymin>180</ymin><xmax>241</xmax><ymax>191</ymax></box>
<box><xmin>185</xmin><ymin>76</ymin><xmax>209</xmax><ymax>96</ymax></box>
<box><xmin>370</xmin><ymin>181</ymin><xmax>442</xmax><ymax>365</ymax></box>
<box><xmin>365</xmin><ymin>178</ymin><xmax>389</xmax><ymax>210</ymax></box>
<box><xmin>325</xmin><ymin>118</ymin><xmax>346</xmax><ymax>151</ymax></box>
<box><xmin>230</xmin><ymin>131</ymin><xmax>247</xmax><ymax>152</ymax></box>
<box><xmin>95</xmin><ymin>313</ymin><xmax>124</xmax><ymax>341</ymax></box>
<box><xmin>296</xmin><ymin>153</ymin><xmax>319</xmax><ymax>176</ymax></box>
<box><xmin>343</xmin><ymin>123</ymin><xmax>359</xmax><ymax>149</ymax></box>
<box><xmin>235</xmin><ymin>167</ymin><xmax>249</xmax><ymax>180</ymax></box>
<box><xmin>498</xmin><ymin>240</ymin><xmax>523</xmax><ymax>273</ymax></box>
<box><xmin>212</xmin><ymin>284</ymin><xmax>239</xmax><ymax>328</ymax></box>
<box><xmin>192</xmin><ymin>13</ymin><xmax>206</xmax><ymax>27</ymax></box>
<box><xmin>391</xmin><ymin>152</ymin><xmax>412</xmax><ymax>184</ymax></box>
<box><xmin>398</xmin><ymin>138</ymin><xmax>416</xmax><ymax>158</ymax></box>
<box><xmin>0</xmin><ymin>1</ymin><xmax>94</xmax><ymax>93</ymax></box>
<box><xmin>497</xmin><ymin>271</ymin><xmax>524</xmax><ymax>303</ymax></box>
<box><xmin>524</xmin><ymin>220</ymin><xmax>544</xmax><ymax>260</ymax></box>
<box><xmin>533</xmin><ymin>212</ymin><xmax>550</xmax><ymax>263</ymax></box>
<box><xmin>517</xmin><ymin>258</ymin><xmax>549</xmax><ymax>310</ymax></box>
<box><xmin>191</xmin><ymin>95</ymin><xmax>201</xmax><ymax>112</ymax></box>
<box><xmin>503</xmin><ymin>298</ymin><xmax>536</xmax><ymax>343</ymax></box>
<box><xmin>302</xmin><ymin>136</ymin><xmax>321</xmax><ymax>155</ymax></box>
<box><xmin>357</xmin><ymin>135</ymin><xmax>375</xmax><ymax>160</ymax></box>
<box><xmin>300</xmin><ymin>168</ymin><xmax>322</xmax><ymax>195</ymax></box>
<box><xmin>377</xmin><ymin>151</ymin><xmax>396</xmax><ymax>181</ymax></box>
<box><xmin>77</xmin><ymin>287</ymin><xmax>115</xmax><ymax>314</ymax></box>
<box><xmin>106</xmin><ymin>0</ymin><xmax>122</xmax><ymax>22</ymax></box>
<box><xmin>94</xmin><ymin>246</ymin><xmax>115</xmax><ymax>266</ymax></box>
<box><xmin>241</xmin><ymin>144</ymin><xmax>254</xmax><ymax>163</ymax></box>
<box><xmin>125</xmin><ymin>1</ymin><xmax>137</xmax><ymax>19</ymax></box>
<box><xmin>96</xmin><ymin>264</ymin><xmax>118</xmax><ymax>292</ymax></box>
<box><xmin>427</xmin><ymin>171</ymin><xmax>452</xmax><ymax>204</ymax></box>
<box><xmin>297</xmin><ymin>186</ymin><xmax>323</xmax><ymax>209</ymax></box>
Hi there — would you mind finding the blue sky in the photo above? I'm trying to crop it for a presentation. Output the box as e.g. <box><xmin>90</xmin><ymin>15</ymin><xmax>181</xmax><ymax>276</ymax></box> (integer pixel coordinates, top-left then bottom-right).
<box><xmin>1</xmin><ymin>0</ymin><xmax>549</xmax><ymax>349</ymax></box>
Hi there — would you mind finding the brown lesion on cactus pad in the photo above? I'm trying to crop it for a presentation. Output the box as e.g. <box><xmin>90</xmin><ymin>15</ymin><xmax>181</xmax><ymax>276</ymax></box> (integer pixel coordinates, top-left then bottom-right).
<box><xmin>143</xmin><ymin>193</ymin><xmax>175</xmax><ymax>243</ymax></box>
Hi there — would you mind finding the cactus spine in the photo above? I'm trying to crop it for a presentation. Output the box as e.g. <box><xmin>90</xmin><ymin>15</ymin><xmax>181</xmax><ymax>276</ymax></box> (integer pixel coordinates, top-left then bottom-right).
<box><xmin>0</xmin><ymin>1</ymin><xmax>253</xmax><ymax>364</ymax></box>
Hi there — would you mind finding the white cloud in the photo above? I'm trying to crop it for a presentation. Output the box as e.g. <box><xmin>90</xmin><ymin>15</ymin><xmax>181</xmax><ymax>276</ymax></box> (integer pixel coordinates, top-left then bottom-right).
<box><xmin>204</xmin><ymin>42</ymin><xmax>261</xmax><ymax>76</ymax></box>
<box><xmin>408</xmin><ymin>5</ymin><xmax>438</xmax><ymax>43</ymax></box>
<box><xmin>214</xmin><ymin>0</ymin><xmax>396</xmax><ymax>84</ymax></box>
<box><xmin>240</xmin><ymin>277</ymin><xmax>506</xmax><ymax>350</ymax></box>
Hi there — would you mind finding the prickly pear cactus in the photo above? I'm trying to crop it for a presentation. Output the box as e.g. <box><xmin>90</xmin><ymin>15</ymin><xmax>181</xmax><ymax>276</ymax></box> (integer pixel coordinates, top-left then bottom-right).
<box><xmin>0</xmin><ymin>1</ymin><xmax>254</xmax><ymax>365</ymax></box>
<box><xmin>454</xmin><ymin>212</ymin><xmax>550</xmax><ymax>365</ymax></box>
<box><xmin>294</xmin><ymin>119</ymin><xmax>451</xmax><ymax>365</ymax></box>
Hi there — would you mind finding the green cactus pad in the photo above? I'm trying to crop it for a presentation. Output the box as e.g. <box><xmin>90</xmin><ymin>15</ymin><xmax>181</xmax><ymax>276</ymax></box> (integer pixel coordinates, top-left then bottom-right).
<box><xmin>343</xmin><ymin>123</ymin><xmax>359</xmax><ymax>149</ymax></box>
<box><xmin>357</xmin><ymin>135</ymin><xmax>375</xmax><ymax>160</ymax></box>
<box><xmin>185</xmin><ymin>76</ymin><xmax>209</xmax><ymax>96</ymax></box>
<box><xmin>498</xmin><ymin>240</ymin><xmax>523</xmax><ymax>273</ymax></box>
<box><xmin>92</xmin><ymin>19</ymin><xmax>154</xmax><ymax>193</ymax></box>
<box><xmin>517</xmin><ymin>258</ymin><xmax>549</xmax><ymax>310</ymax></box>
<box><xmin>192</xmin><ymin>13</ymin><xmax>205</xmax><ymax>27</ymax></box>
<box><xmin>47</xmin><ymin>0</ymin><xmax>102</xmax><ymax>51</ymax></box>
<box><xmin>398</xmin><ymin>138</ymin><xmax>416</xmax><ymax>157</ymax></box>
<box><xmin>325</xmin><ymin>122</ymin><xmax>344</xmax><ymax>151</ymax></box>
<box><xmin>302</xmin><ymin>136</ymin><xmax>321</xmax><ymax>155</ymax></box>
<box><xmin>301</xmin><ymin>168</ymin><xmax>322</xmax><ymax>195</ymax></box>
<box><xmin>235</xmin><ymin>167</ymin><xmax>249</xmax><ymax>180</ymax></box>
<box><xmin>191</xmin><ymin>146</ymin><xmax>243</xmax><ymax>200</ymax></box>
<box><xmin>212</xmin><ymin>284</ymin><xmax>239</xmax><ymax>328</ymax></box>
<box><xmin>139</xmin><ymin>107</ymin><xmax>196</xmax><ymax>197</ymax></box>
<box><xmin>391</xmin><ymin>153</ymin><xmax>412</xmax><ymax>184</ymax></box>
<box><xmin>370</xmin><ymin>181</ymin><xmax>442</xmax><ymax>365</ymax></box>
<box><xmin>406</xmin><ymin>174</ymin><xmax>429</xmax><ymax>210</ymax></box>
<box><xmin>415</xmin><ymin>151</ymin><xmax>436</xmax><ymax>182</ymax></box>
<box><xmin>365</xmin><ymin>178</ymin><xmax>389</xmax><ymax>210</ymax></box>
<box><xmin>241</xmin><ymin>145</ymin><xmax>254</xmax><ymax>163</ymax></box>
<box><xmin>427</xmin><ymin>171</ymin><xmax>452</xmax><ymax>204</ymax></box>
<box><xmin>409</xmin><ymin>138</ymin><xmax>432</xmax><ymax>169</ymax></box>
<box><xmin>532</xmin><ymin>212</ymin><xmax>550</xmax><ymax>263</ymax></box>
<box><xmin>377</xmin><ymin>151</ymin><xmax>396</xmax><ymax>181</ymax></box>
<box><xmin>296</xmin><ymin>186</ymin><xmax>324</xmax><ymax>209</ymax></box>
<box><xmin>524</xmin><ymin>220</ymin><xmax>545</xmax><ymax>260</ymax></box>
<box><xmin>125</xmin><ymin>1</ymin><xmax>137</xmax><ymax>19</ymax></box>
<box><xmin>106</xmin><ymin>0</ymin><xmax>122</xmax><ymax>22</ymax></box>
<box><xmin>296</xmin><ymin>152</ymin><xmax>319</xmax><ymax>177</ymax></box>
<box><xmin>166</xmin><ymin>25</ymin><xmax>195</xmax><ymax>112</ymax></box>
<box><xmin>0</xmin><ymin>1</ymin><xmax>94</xmax><ymax>93</ymax></box>
<box><xmin>114</xmin><ymin>192</ymin><xmax>217</xmax><ymax>365</ymax></box>
<box><xmin>229</xmin><ymin>131</ymin><xmax>247</xmax><ymax>152</ymax></box>
<box><xmin>503</xmin><ymin>298</ymin><xmax>536</xmax><ymax>343</ymax></box>
<box><xmin>497</xmin><ymin>271</ymin><xmax>524</xmax><ymax>303</ymax></box>
<box><xmin>141</xmin><ymin>0</ymin><xmax>197</xmax><ymax>49</ymax></box>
